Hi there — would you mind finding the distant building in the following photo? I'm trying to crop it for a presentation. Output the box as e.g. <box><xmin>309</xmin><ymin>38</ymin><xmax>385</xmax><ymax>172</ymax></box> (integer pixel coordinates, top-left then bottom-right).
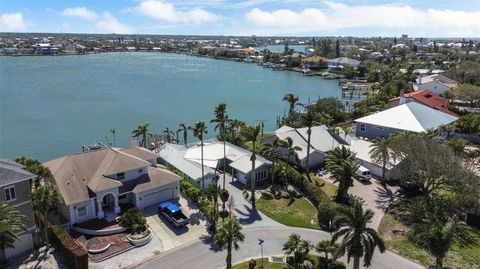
<box><xmin>34</xmin><ymin>43</ymin><xmax>58</xmax><ymax>55</ymax></box>
<box><xmin>0</xmin><ymin>160</ymin><xmax>37</xmax><ymax>258</ymax></box>
<box><xmin>388</xmin><ymin>90</ymin><xmax>456</xmax><ymax>116</ymax></box>
<box><xmin>355</xmin><ymin>102</ymin><xmax>458</xmax><ymax>139</ymax></box>
<box><xmin>301</xmin><ymin>56</ymin><xmax>329</xmax><ymax>70</ymax></box>
<box><xmin>413</xmin><ymin>74</ymin><xmax>458</xmax><ymax>96</ymax></box>
<box><xmin>327</xmin><ymin>57</ymin><xmax>361</xmax><ymax>73</ymax></box>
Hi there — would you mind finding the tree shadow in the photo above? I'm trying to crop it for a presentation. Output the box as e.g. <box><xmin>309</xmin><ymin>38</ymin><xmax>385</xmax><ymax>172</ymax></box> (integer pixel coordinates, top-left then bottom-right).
<box><xmin>199</xmin><ymin>234</ymin><xmax>221</xmax><ymax>252</ymax></box>
<box><xmin>235</xmin><ymin>205</ymin><xmax>263</xmax><ymax>225</ymax></box>
<box><xmin>374</xmin><ymin>185</ymin><xmax>397</xmax><ymax>211</ymax></box>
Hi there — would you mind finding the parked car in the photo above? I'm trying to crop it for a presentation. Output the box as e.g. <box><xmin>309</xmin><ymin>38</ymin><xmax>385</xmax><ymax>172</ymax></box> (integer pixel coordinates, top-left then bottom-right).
<box><xmin>158</xmin><ymin>201</ymin><xmax>189</xmax><ymax>227</ymax></box>
<box><xmin>354</xmin><ymin>166</ymin><xmax>371</xmax><ymax>182</ymax></box>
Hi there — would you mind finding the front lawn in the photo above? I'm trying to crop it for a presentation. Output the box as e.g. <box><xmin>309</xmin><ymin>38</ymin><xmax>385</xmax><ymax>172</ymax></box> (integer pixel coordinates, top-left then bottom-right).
<box><xmin>378</xmin><ymin>213</ymin><xmax>480</xmax><ymax>269</ymax></box>
<box><xmin>232</xmin><ymin>258</ymin><xmax>285</xmax><ymax>269</ymax></box>
<box><xmin>257</xmin><ymin>194</ymin><xmax>319</xmax><ymax>229</ymax></box>
<box><xmin>310</xmin><ymin>175</ymin><xmax>337</xmax><ymax>198</ymax></box>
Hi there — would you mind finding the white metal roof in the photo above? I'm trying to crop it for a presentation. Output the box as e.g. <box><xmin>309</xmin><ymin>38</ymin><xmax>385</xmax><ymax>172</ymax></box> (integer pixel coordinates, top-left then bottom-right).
<box><xmin>354</xmin><ymin>102</ymin><xmax>458</xmax><ymax>133</ymax></box>
<box><xmin>348</xmin><ymin>138</ymin><xmax>399</xmax><ymax>169</ymax></box>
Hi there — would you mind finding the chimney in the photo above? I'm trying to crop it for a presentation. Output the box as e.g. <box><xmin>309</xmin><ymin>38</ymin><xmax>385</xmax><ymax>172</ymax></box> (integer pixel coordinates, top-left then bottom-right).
<box><xmin>399</xmin><ymin>90</ymin><xmax>407</xmax><ymax>105</ymax></box>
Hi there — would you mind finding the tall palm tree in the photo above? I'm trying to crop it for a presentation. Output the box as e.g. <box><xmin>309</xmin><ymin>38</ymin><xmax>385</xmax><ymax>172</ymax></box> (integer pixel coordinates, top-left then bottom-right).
<box><xmin>211</xmin><ymin>103</ymin><xmax>228</xmax><ymax>190</ymax></box>
<box><xmin>193</xmin><ymin>121</ymin><xmax>208</xmax><ymax>189</ymax></box>
<box><xmin>259</xmin><ymin>137</ymin><xmax>286</xmax><ymax>186</ymax></box>
<box><xmin>178</xmin><ymin>123</ymin><xmax>191</xmax><ymax>146</ymax></box>
<box><xmin>332</xmin><ymin>197</ymin><xmax>386</xmax><ymax>269</ymax></box>
<box><xmin>325</xmin><ymin>146</ymin><xmax>360</xmax><ymax>203</ymax></box>
<box><xmin>31</xmin><ymin>183</ymin><xmax>60</xmax><ymax>247</ymax></box>
<box><xmin>369</xmin><ymin>137</ymin><xmax>391</xmax><ymax>184</ymax></box>
<box><xmin>283</xmin><ymin>233</ymin><xmax>312</xmax><ymax>267</ymax></box>
<box><xmin>132</xmin><ymin>122</ymin><xmax>151</xmax><ymax>148</ymax></box>
<box><xmin>241</xmin><ymin>124</ymin><xmax>261</xmax><ymax>208</ymax></box>
<box><xmin>341</xmin><ymin>125</ymin><xmax>351</xmax><ymax>140</ymax></box>
<box><xmin>301</xmin><ymin>110</ymin><xmax>319</xmax><ymax>179</ymax></box>
<box><xmin>0</xmin><ymin>203</ymin><xmax>27</xmax><ymax>263</ymax></box>
<box><xmin>315</xmin><ymin>239</ymin><xmax>339</xmax><ymax>261</ymax></box>
<box><xmin>163</xmin><ymin>127</ymin><xmax>173</xmax><ymax>143</ymax></box>
<box><xmin>109</xmin><ymin>128</ymin><xmax>117</xmax><ymax>147</ymax></box>
<box><xmin>283</xmin><ymin>92</ymin><xmax>299</xmax><ymax>116</ymax></box>
<box><xmin>15</xmin><ymin>157</ymin><xmax>52</xmax><ymax>189</ymax></box>
<box><xmin>283</xmin><ymin>136</ymin><xmax>302</xmax><ymax>183</ymax></box>
<box><xmin>213</xmin><ymin>218</ymin><xmax>245</xmax><ymax>269</ymax></box>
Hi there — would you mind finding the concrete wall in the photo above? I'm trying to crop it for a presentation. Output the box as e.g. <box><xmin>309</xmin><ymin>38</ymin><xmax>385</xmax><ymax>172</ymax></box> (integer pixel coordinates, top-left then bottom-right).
<box><xmin>68</xmin><ymin>199</ymin><xmax>97</xmax><ymax>224</ymax></box>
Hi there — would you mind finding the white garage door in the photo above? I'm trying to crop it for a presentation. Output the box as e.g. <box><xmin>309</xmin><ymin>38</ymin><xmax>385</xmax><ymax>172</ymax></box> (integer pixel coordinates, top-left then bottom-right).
<box><xmin>6</xmin><ymin>233</ymin><xmax>33</xmax><ymax>258</ymax></box>
<box><xmin>237</xmin><ymin>171</ymin><xmax>247</xmax><ymax>184</ymax></box>
<box><xmin>140</xmin><ymin>187</ymin><xmax>174</xmax><ymax>209</ymax></box>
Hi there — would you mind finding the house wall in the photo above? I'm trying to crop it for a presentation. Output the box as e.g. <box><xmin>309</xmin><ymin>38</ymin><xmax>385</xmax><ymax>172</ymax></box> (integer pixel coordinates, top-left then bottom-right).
<box><xmin>238</xmin><ymin>165</ymin><xmax>271</xmax><ymax>185</ymax></box>
<box><xmin>68</xmin><ymin>199</ymin><xmax>97</xmax><ymax>224</ymax></box>
<box><xmin>1</xmin><ymin>180</ymin><xmax>36</xmax><ymax>229</ymax></box>
<box><xmin>106</xmin><ymin>166</ymin><xmax>148</xmax><ymax>182</ymax></box>
<box><xmin>299</xmin><ymin>151</ymin><xmax>325</xmax><ymax>169</ymax></box>
<box><xmin>417</xmin><ymin>81</ymin><xmax>449</xmax><ymax>96</ymax></box>
<box><xmin>355</xmin><ymin>122</ymin><xmax>407</xmax><ymax>139</ymax></box>
<box><xmin>359</xmin><ymin>160</ymin><xmax>399</xmax><ymax>181</ymax></box>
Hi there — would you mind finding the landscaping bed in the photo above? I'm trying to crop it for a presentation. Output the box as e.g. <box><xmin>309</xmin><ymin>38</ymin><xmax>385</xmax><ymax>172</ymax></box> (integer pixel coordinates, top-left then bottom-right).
<box><xmin>232</xmin><ymin>258</ymin><xmax>285</xmax><ymax>269</ymax></box>
<box><xmin>379</xmin><ymin>212</ymin><xmax>480</xmax><ymax>269</ymax></box>
<box><xmin>257</xmin><ymin>191</ymin><xmax>319</xmax><ymax>229</ymax></box>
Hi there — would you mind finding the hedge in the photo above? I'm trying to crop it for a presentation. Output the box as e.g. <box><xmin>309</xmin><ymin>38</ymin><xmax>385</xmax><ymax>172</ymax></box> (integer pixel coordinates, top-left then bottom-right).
<box><xmin>50</xmin><ymin>225</ymin><xmax>88</xmax><ymax>269</ymax></box>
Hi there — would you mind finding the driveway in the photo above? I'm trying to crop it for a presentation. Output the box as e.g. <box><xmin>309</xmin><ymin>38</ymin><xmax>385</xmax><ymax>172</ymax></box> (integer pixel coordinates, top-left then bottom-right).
<box><xmin>223</xmin><ymin>174</ymin><xmax>284</xmax><ymax>228</ymax></box>
<box><xmin>323</xmin><ymin>174</ymin><xmax>399</xmax><ymax>230</ymax></box>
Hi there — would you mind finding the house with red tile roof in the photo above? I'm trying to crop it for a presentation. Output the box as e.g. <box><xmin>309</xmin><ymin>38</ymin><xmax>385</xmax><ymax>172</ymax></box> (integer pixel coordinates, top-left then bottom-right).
<box><xmin>388</xmin><ymin>90</ymin><xmax>457</xmax><ymax>116</ymax></box>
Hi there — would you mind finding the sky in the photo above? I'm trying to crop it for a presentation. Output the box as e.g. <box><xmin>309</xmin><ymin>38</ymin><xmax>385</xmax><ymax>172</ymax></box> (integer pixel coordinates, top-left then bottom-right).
<box><xmin>1</xmin><ymin>0</ymin><xmax>479</xmax><ymax>37</ymax></box>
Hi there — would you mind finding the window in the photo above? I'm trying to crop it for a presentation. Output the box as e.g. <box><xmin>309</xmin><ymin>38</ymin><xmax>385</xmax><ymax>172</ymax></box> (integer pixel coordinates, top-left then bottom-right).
<box><xmin>255</xmin><ymin>170</ymin><xmax>267</xmax><ymax>180</ymax></box>
<box><xmin>77</xmin><ymin>206</ymin><xmax>87</xmax><ymax>217</ymax></box>
<box><xmin>138</xmin><ymin>169</ymin><xmax>142</xmax><ymax>173</ymax></box>
<box><xmin>119</xmin><ymin>194</ymin><xmax>127</xmax><ymax>200</ymax></box>
<box><xmin>4</xmin><ymin>186</ymin><xmax>16</xmax><ymax>202</ymax></box>
<box><xmin>360</xmin><ymin>124</ymin><xmax>366</xmax><ymax>132</ymax></box>
<box><xmin>116</xmin><ymin>172</ymin><xmax>125</xmax><ymax>180</ymax></box>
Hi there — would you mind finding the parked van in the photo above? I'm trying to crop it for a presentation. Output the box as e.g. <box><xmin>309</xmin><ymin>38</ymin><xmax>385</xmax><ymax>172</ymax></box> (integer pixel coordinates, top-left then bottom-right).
<box><xmin>355</xmin><ymin>166</ymin><xmax>371</xmax><ymax>182</ymax></box>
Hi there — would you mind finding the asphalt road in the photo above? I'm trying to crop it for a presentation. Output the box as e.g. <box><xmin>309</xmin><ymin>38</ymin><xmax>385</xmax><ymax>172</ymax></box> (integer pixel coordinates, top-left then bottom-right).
<box><xmin>136</xmin><ymin>226</ymin><xmax>423</xmax><ymax>269</ymax></box>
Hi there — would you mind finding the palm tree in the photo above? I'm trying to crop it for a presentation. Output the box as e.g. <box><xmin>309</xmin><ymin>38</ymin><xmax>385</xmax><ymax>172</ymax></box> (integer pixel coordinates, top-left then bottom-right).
<box><xmin>332</xmin><ymin>197</ymin><xmax>386</xmax><ymax>269</ymax></box>
<box><xmin>193</xmin><ymin>121</ymin><xmax>208</xmax><ymax>189</ymax></box>
<box><xmin>283</xmin><ymin>136</ymin><xmax>302</xmax><ymax>184</ymax></box>
<box><xmin>341</xmin><ymin>125</ymin><xmax>351</xmax><ymax>140</ymax></box>
<box><xmin>132</xmin><ymin>122</ymin><xmax>151</xmax><ymax>148</ymax></box>
<box><xmin>421</xmin><ymin>128</ymin><xmax>437</xmax><ymax>139</ymax></box>
<box><xmin>315</xmin><ymin>239</ymin><xmax>339</xmax><ymax>261</ymax></box>
<box><xmin>211</xmin><ymin>103</ymin><xmax>228</xmax><ymax>190</ymax></box>
<box><xmin>408</xmin><ymin>218</ymin><xmax>464</xmax><ymax>269</ymax></box>
<box><xmin>259</xmin><ymin>137</ymin><xmax>285</xmax><ymax>186</ymax></box>
<box><xmin>178</xmin><ymin>123</ymin><xmax>191</xmax><ymax>146</ymax></box>
<box><xmin>226</xmin><ymin>119</ymin><xmax>245</xmax><ymax>145</ymax></box>
<box><xmin>369</xmin><ymin>137</ymin><xmax>391</xmax><ymax>184</ymax></box>
<box><xmin>283</xmin><ymin>233</ymin><xmax>312</xmax><ymax>267</ymax></box>
<box><xmin>283</xmin><ymin>92</ymin><xmax>299</xmax><ymax>116</ymax></box>
<box><xmin>31</xmin><ymin>183</ymin><xmax>60</xmax><ymax>247</ymax></box>
<box><xmin>0</xmin><ymin>203</ymin><xmax>27</xmax><ymax>263</ymax></box>
<box><xmin>15</xmin><ymin>157</ymin><xmax>52</xmax><ymax>189</ymax></box>
<box><xmin>301</xmin><ymin>110</ymin><xmax>319</xmax><ymax>179</ymax></box>
<box><xmin>241</xmin><ymin>124</ymin><xmax>261</xmax><ymax>208</ymax></box>
<box><xmin>109</xmin><ymin>128</ymin><xmax>117</xmax><ymax>147</ymax></box>
<box><xmin>163</xmin><ymin>127</ymin><xmax>173</xmax><ymax>143</ymax></box>
<box><xmin>213</xmin><ymin>218</ymin><xmax>245</xmax><ymax>269</ymax></box>
<box><xmin>446</xmin><ymin>137</ymin><xmax>469</xmax><ymax>156</ymax></box>
<box><xmin>325</xmin><ymin>146</ymin><xmax>360</xmax><ymax>203</ymax></box>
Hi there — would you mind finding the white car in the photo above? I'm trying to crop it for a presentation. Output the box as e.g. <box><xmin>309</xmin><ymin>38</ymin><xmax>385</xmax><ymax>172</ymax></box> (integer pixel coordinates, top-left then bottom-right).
<box><xmin>354</xmin><ymin>166</ymin><xmax>371</xmax><ymax>182</ymax></box>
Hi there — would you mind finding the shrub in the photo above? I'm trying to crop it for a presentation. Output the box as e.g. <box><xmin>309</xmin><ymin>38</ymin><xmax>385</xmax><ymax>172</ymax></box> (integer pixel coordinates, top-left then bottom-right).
<box><xmin>261</xmin><ymin>191</ymin><xmax>274</xmax><ymax>200</ymax></box>
<box><xmin>118</xmin><ymin>208</ymin><xmax>147</xmax><ymax>234</ymax></box>
<box><xmin>317</xmin><ymin>198</ymin><xmax>340</xmax><ymax>229</ymax></box>
<box><xmin>50</xmin><ymin>225</ymin><xmax>88</xmax><ymax>269</ymax></box>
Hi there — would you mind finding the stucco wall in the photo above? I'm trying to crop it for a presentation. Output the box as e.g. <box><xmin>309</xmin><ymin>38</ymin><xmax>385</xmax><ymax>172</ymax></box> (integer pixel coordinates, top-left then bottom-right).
<box><xmin>356</xmin><ymin>122</ymin><xmax>406</xmax><ymax>139</ymax></box>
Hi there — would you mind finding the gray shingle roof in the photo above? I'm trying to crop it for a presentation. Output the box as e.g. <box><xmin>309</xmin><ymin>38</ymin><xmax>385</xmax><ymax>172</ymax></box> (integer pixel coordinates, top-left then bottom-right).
<box><xmin>0</xmin><ymin>159</ymin><xmax>36</xmax><ymax>187</ymax></box>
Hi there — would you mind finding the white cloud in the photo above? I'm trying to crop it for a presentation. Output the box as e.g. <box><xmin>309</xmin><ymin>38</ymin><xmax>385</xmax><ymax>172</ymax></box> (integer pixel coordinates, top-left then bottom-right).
<box><xmin>61</xmin><ymin>7</ymin><xmax>97</xmax><ymax>20</ymax></box>
<box><xmin>95</xmin><ymin>12</ymin><xmax>134</xmax><ymax>34</ymax></box>
<box><xmin>0</xmin><ymin>12</ymin><xmax>28</xmax><ymax>32</ymax></box>
<box><xmin>134</xmin><ymin>0</ymin><xmax>220</xmax><ymax>24</ymax></box>
<box><xmin>243</xmin><ymin>1</ymin><xmax>480</xmax><ymax>36</ymax></box>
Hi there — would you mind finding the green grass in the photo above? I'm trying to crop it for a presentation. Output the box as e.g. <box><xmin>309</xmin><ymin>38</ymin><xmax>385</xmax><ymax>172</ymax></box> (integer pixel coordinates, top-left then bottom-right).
<box><xmin>232</xmin><ymin>258</ymin><xmax>285</xmax><ymax>269</ymax></box>
<box><xmin>378</xmin><ymin>213</ymin><xmax>480</xmax><ymax>269</ymax></box>
<box><xmin>310</xmin><ymin>175</ymin><xmax>337</xmax><ymax>198</ymax></box>
<box><xmin>257</xmin><ymin>195</ymin><xmax>319</xmax><ymax>229</ymax></box>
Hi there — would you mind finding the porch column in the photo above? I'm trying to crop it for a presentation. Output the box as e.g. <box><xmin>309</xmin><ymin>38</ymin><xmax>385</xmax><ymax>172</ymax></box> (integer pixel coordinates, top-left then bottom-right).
<box><xmin>113</xmin><ymin>195</ymin><xmax>121</xmax><ymax>214</ymax></box>
<box><xmin>97</xmin><ymin>198</ymin><xmax>104</xmax><ymax>219</ymax></box>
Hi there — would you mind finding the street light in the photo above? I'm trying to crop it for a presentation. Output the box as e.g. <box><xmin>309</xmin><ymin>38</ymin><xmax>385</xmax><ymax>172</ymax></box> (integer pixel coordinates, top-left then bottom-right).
<box><xmin>258</xmin><ymin>239</ymin><xmax>265</xmax><ymax>269</ymax></box>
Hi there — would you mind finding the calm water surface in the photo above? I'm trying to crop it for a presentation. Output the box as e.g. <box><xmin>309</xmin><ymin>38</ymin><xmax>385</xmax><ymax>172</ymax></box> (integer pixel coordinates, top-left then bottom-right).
<box><xmin>0</xmin><ymin>52</ymin><xmax>340</xmax><ymax>160</ymax></box>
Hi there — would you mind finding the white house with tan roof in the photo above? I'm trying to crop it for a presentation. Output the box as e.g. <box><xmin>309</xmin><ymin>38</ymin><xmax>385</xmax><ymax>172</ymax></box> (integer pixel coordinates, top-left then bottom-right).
<box><xmin>44</xmin><ymin>146</ymin><xmax>180</xmax><ymax>225</ymax></box>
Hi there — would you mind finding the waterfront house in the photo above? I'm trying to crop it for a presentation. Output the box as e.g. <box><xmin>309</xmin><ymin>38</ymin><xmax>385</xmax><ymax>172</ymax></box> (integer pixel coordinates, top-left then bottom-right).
<box><xmin>0</xmin><ymin>160</ymin><xmax>37</xmax><ymax>258</ymax></box>
<box><xmin>34</xmin><ymin>43</ymin><xmax>59</xmax><ymax>55</ymax></box>
<box><xmin>301</xmin><ymin>56</ymin><xmax>329</xmax><ymax>70</ymax></box>
<box><xmin>355</xmin><ymin>102</ymin><xmax>458</xmax><ymax>139</ymax></box>
<box><xmin>327</xmin><ymin>57</ymin><xmax>361</xmax><ymax>73</ymax></box>
<box><xmin>43</xmin><ymin>146</ymin><xmax>180</xmax><ymax>225</ymax></box>
<box><xmin>413</xmin><ymin>74</ymin><xmax>458</xmax><ymax>96</ymax></box>
<box><xmin>158</xmin><ymin>140</ymin><xmax>271</xmax><ymax>187</ymax></box>
<box><xmin>388</xmin><ymin>90</ymin><xmax>456</xmax><ymax>116</ymax></box>
<box><xmin>272</xmin><ymin>125</ymin><xmax>349</xmax><ymax>169</ymax></box>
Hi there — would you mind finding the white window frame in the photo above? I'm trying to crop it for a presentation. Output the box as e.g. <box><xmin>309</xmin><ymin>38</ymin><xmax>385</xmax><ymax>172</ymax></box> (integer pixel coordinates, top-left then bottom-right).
<box><xmin>360</xmin><ymin>124</ymin><xmax>367</xmax><ymax>132</ymax></box>
<box><xmin>4</xmin><ymin>185</ymin><xmax>16</xmax><ymax>202</ymax></box>
<box><xmin>77</xmin><ymin>206</ymin><xmax>87</xmax><ymax>217</ymax></box>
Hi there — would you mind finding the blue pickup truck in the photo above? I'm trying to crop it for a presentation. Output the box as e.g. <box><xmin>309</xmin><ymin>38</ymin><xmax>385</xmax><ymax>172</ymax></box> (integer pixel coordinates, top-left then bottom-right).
<box><xmin>158</xmin><ymin>202</ymin><xmax>189</xmax><ymax>227</ymax></box>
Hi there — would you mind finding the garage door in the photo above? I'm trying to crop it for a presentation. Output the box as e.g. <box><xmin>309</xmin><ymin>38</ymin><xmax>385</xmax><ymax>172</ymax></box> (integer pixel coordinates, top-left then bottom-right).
<box><xmin>6</xmin><ymin>233</ymin><xmax>33</xmax><ymax>258</ymax></box>
<box><xmin>140</xmin><ymin>187</ymin><xmax>174</xmax><ymax>209</ymax></box>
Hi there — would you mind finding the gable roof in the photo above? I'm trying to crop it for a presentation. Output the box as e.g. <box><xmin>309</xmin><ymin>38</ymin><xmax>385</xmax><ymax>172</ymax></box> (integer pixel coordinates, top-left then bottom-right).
<box><xmin>389</xmin><ymin>90</ymin><xmax>456</xmax><ymax>116</ymax></box>
<box><xmin>0</xmin><ymin>159</ymin><xmax>36</xmax><ymax>187</ymax></box>
<box><xmin>328</xmin><ymin>57</ymin><xmax>361</xmax><ymax>67</ymax></box>
<box><xmin>44</xmin><ymin>147</ymin><xmax>151</xmax><ymax>205</ymax></box>
<box><xmin>355</xmin><ymin>102</ymin><xmax>458</xmax><ymax>133</ymax></box>
<box><xmin>416</xmin><ymin>74</ymin><xmax>458</xmax><ymax>87</ymax></box>
<box><xmin>120</xmin><ymin>147</ymin><xmax>159</xmax><ymax>161</ymax></box>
